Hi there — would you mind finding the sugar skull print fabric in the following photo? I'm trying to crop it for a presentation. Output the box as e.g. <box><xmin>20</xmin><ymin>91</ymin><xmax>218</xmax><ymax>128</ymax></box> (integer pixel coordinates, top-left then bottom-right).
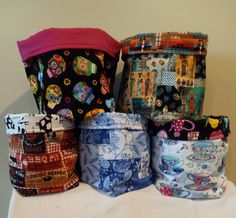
<box><xmin>17</xmin><ymin>28</ymin><xmax>121</xmax><ymax>125</ymax></box>
<box><xmin>118</xmin><ymin>32</ymin><xmax>208</xmax><ymax>121</ymax></box>
<box><xmin>79</xmin><ymin>112</ymin><xmax>152</xmax><ymax>197</ymax></box>
<box><xmin>4</xmin><ymin>114</ymin><xmax>79</xmax><ymax>196</ymax></box>
<box><xmin>150</xmin><ymin>116</ymin><xmax>230</xmax><ymax>199</ymax></box>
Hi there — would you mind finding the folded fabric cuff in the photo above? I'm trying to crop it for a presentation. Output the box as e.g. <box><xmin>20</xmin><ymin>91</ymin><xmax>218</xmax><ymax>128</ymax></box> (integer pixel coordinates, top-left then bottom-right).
<box><xmin>17</xmin><ymin>28</ymin><xmax>121</xmax><ymax>61</ymax></box>
<box><xmin>79</xmin><ymin>112</ymin><xmax>148</xmax><ymax>130</ymax></box>
<box><xmin>122</xmin><ymin>32</ymin><xmax>208</xmax><ymax>59</ymax></box>
<box><xmin>149</xmin><ymin>115</ymin><xmax>230</xmax><ymax>140</ymax></box>
<box><xmin>4</xmin><ymin>113</ymin><xmax>75</xmax><ymax>135</ymax></box>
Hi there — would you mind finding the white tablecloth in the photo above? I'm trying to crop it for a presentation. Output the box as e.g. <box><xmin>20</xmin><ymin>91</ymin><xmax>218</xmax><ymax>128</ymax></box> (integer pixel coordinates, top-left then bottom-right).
<box><xmin>8</xmin><ymin>181</ymin><xmax>236</xmax><ymax>218</ymax></box>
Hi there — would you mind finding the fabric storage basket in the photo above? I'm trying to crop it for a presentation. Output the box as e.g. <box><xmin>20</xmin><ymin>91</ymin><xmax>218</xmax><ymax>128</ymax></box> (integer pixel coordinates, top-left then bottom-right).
<box><xmin>118</xmin><ymin>32</ymin><xmax>208</xmax><ymax>121</ymax></box>
<box><xmin>79</xmin><ymin>112</ymin><xmax>152</xmax><ymax>197</ymax></box>
<box><xmin>149</xmin><ymin>115</ymin><xmax>230</xmax><ymax>199</ymax></box>
<box><xmin>17</xmin><ymin>28</ymin><xmax>121</xmax><ymax>125</ymax></box>
<box><xmin>4</xmin><ymin>113</ymin><xmax>79</xmax><ymax>196</ymax></box>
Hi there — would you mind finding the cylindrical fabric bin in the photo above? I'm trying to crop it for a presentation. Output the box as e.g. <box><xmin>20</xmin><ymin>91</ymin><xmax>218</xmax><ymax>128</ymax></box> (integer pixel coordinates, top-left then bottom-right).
<box><xmin>79</xmin><ymin>112</ymin><xmax>152</xmax><ymax>197</ymax></box>
<box><xmin>17</xmin><ymin>28</ymin><xmax>121</xmax><ymax>125</ymax></box>
<box><xmin>118</xmin><ymin>32</ymin><xmax>208</xmax><ymax>121</ymax></box>
<box><xmin>4</xmin><ymin>114</ymin><xmax>79</xmax><ymax>196</ymax></box>
<box><xmin>149</xmin><ymin>116</ymin><xmax>230</xmax><ymax>199</ymax></box>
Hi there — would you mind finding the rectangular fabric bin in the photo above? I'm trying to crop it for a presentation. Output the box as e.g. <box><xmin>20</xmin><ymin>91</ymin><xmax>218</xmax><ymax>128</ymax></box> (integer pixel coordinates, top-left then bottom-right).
<box><xmin>79</xmin><ymin>112</ymin><xmax>152</xmax><ymax>197</ymax></box>
<box><xmin>149</xmin><ymin>116</ymin><xmax>230</xmax><ymax>199</ymax></box>
<box><xmin>118</xmin><ymin>32</ymin><xmax>208</xmax><ymax>121</ymax></box>
<box><xmin>4</xmin><ymin>113</ymin><xmax>79</xmax><ymax>196</ymax></box>
<box><xmin>17</xmin><ymin>28</ymin><xmax>121</xmax><ymax>125</ymax></box>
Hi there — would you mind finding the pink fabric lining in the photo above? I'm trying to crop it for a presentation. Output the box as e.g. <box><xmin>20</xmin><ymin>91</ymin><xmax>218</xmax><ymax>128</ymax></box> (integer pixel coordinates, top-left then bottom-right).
<box><xmin>17</xmin><ymin>28</ymin><xmax>121</xmax><ymax>61</ymax></box>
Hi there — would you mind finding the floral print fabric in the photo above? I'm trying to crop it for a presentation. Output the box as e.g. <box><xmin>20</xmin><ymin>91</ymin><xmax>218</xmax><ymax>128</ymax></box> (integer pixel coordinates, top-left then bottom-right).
<box><xmin>4</xmin><ymin>114</ymin><xmax>79</xmax><ymax>196</ymax></box>
<box><xmin>79</xmin><ymin>112</ymin><xmax>152</xmax><ymax>196</ymax></box>
<box><xmin>150</xmin><ymin>116</ymin><xmax>230</xmax><ymax>199</ymax></box>
<box><xmin>118</xmin><ymin>32</ymin><xmax>208</xmax><ymax>121</ymax></box>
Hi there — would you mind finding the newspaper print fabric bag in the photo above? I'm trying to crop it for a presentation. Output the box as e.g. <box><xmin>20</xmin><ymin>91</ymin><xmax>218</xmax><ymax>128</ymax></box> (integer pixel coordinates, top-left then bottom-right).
<box><xmin>150</xmin><ymin>115</ymin><xmax>230</xmax><ymax>199</ymax></box>
<box><xmin>17</xmin><ymin>28</ymin><xmax>120</xmax><ymax>125</ymax></box>
<box><xmin>79</xmin><ymin>112</ymin><xmax>152</xmax><ymax>197</ymax></box>
<box><xmin>118</xmin><ymin>32</ymin><xmax>208</xmax><ymax>121</ymax></box>
<box><xmin>4</xmin><ymin>113</ymin><xmax>79</xmax><ymax>196</ymax></box>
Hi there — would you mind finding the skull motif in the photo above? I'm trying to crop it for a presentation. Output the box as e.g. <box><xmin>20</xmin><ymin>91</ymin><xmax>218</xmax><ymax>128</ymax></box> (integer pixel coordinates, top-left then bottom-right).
<box><xmin>73</xmin><ymin>56</ymin><xmax>97</xmax><ymax>76</ymax></box>
<box><xmin>57</xmin><ymin>108</ymin><xmax>74</xmax><ymax>120</ymax></box>
<box><xmin>46</xmin><ymin>84</ymin><xmax>62</xmax><ymax>109</ymax></box>
<box><xmin>28</xmin><ymin>75</ymin><xmax>38</xmax><ymax>94</ymax></box>
<box><xmin>73</xmin><ymin>82</ymin><xmax>94</xmax><ymax>104</ymax></box>
<box><xmin>47</xmin><ymin>55</ymin><xmax>66</xmax><ymax>78</ymax></box>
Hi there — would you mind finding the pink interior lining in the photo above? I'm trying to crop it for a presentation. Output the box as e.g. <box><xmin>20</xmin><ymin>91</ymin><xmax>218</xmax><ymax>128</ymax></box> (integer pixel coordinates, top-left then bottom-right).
<box><xmin>17</xmin><ymin>28</ymin><xmax>121</xmax><ymax>61</ymax></box>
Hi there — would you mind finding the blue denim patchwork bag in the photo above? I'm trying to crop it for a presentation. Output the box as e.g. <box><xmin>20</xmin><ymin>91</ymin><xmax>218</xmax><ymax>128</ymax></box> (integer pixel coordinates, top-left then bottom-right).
<box><xmin>79</xmin><ymin>112</ymin><xmax>152</xmax><ymax>196</ymax></box>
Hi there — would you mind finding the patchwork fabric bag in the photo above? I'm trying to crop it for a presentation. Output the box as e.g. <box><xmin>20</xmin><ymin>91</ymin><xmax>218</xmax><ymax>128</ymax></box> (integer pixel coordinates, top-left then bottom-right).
<box><xmin>118</xmin><ymin>32</ymin><xmax>208</xmax><ymax>121</ymax></box>
<box><xmin>149</xmin><ymin>116</ymin><xmax>230</xmax><ymax>199</ymax></box>
<box><xmin>79</xmin><ymin>112</ymin><xmax>152</xmax><ymax>197</ymax></box>
<box><xmin>4</xmin><ymin>113</ymin><xmax>79</xmax><ymax>196</ymax></box>
<box><xmin>17</xmin><ymin>28</ymin><xmax>121</xmax><ymax>125</ymax></box>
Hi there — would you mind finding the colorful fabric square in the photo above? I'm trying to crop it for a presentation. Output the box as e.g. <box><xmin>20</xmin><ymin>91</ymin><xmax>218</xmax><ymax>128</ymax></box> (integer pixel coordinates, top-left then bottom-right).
<box><xmin>4</xmin><ymin>114</ymin><xmax>79</xmax><ymax>196</ymax></box>
<box><xmin>79</xmin><ymin>112</ymin><xmax>152</xmax><ymax>196</ymax></box>
<box><xmin>118</xmin><ymin>32</ymin><xmax>208</xmax><ymax>121</ymax></box>
<box><xmin>17</xmin><ymin>28</ymin><xmax>121</xmax><ymax>125</ymax></box>
<box><xmin>150</xmin><ymin>116</ymin><xmax>230</xmax><ymax>199</ymax></box>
